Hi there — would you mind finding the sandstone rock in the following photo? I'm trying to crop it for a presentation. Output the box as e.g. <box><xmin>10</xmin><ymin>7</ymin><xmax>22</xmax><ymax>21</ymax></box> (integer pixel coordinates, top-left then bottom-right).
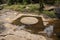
<box><xmin>13</xmin><ymin>30</ymin><xmax>47</xmax><ymax>40</ymax></box>
<box><xmin>4</xmin><ymin>35</ymin><xmax>27</xmax><ymax>40</ymax></box>
<box><xmin>20</xmin><ymin>17</ymin><xmax>38</xmax><ymax>25</ymax></box>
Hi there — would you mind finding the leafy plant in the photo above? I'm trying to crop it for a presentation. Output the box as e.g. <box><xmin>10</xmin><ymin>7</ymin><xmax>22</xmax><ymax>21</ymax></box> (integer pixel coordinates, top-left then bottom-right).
<box><xmin>43</xmin><ymin>11</ymin><xmax>56</xmax><ymax>18</ymax></box>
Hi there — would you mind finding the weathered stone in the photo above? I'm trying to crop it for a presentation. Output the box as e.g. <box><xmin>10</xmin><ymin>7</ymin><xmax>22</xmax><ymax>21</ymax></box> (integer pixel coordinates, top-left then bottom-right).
<box><xmin>20</xmin><ymin>17</ymin><xmax>38</xmax><ymax>25</ymax></box>
<box><xmin>44</xmin><ymin>5</ymin><xmax>55</xmax><ymax>11</ymax></box>
<box><xmin>0</xmin><ymin>22</ymin><xmax>6</xmax><ymax>34</ymax></box>
<box><xmin>4</xmin><ymin>35</ymin><xmax>27</xmax><ymax>40</ymax></box>
<box><xmin>13</xmin><ymin>30</ymin><xmax>47</xmax><ymax>40</ymax></box>
<box><xmin>12</xmin><ymin>15</ymin><xmax>45</xmax><ymax>33</ymax></box>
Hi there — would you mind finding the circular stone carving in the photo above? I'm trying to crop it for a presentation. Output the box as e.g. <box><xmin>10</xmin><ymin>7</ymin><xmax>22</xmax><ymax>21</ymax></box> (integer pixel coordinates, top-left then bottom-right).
<box><xmin>20</xmin><ymin>17</ymin><xmax>38</xmax><ymax>25</ymax></box>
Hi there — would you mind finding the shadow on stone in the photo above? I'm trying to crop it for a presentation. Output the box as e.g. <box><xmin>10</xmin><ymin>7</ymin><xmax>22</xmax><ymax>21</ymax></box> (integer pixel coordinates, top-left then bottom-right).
<box><xmin>0</xmin><ymin>22</ymin><xmax>6</xmax><ymax>34</ymax></box>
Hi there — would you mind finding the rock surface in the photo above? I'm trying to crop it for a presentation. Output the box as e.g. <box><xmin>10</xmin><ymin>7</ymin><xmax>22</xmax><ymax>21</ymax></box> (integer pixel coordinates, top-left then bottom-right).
<box><xmin>0</xmin><ymin>23</ymin><xmax>47</xmax><ymax>40</ymax></box>
<box><xmin>0</xmin><ymin>9</ymin><xmax>54</xmax><ymax>40</ymax></box>
<box><xmin>20</xmin><ymin>17</ymin><xmax>38</xmax><ymax>25</ymax></box>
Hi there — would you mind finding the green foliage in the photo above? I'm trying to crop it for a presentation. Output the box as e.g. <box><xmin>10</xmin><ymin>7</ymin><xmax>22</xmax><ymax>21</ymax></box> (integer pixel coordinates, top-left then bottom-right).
<box><xmin>7</xmin><ymin>0</ymin><xmax>14</xmax><ymax>5</ymax></box>
<box><xmin>7</xmin><ymin>0</ymin><xmax>31</xmax><ymax>5</ymax></box>
<box><xmin>43</xmin><ymin>11</ymin><xmax>56</xmax><ymax>18</ymax></box>
<box><xmin>4</xmin><ymin>5</ymin><xmax>26</xmax><ymax>11</ymax></box>
<box><xmin>44</xmin><ymin>0</ymin><xmax>55</xmax><ymax>5</ymax></box>
<box><xmin>0</xmin><ymin>0</ymin><xmax>7</xmax><ymax>4</ymax></box>
<box><xmin>0</xmin><ymin>0</ymin><xmax>59</xmax><ymax>5</ymax></box>
<box><xmin>55</xmin><ymin>0</ymin><xmax>60</xmax><ymax>5</ymax></box>
<box><xmin>26</xmin><ymin>4</ymin><xmax>39</xmax><ymax>12</ymax></box>
<box><xmin>0</xmin><ymin>0</ymin><xmax>59</xmax><ymax>19</ymax></box>
<box><xmin>22</xmin><ymin>0</ymin><xmax>28</xmax><ymax>5</ymax></box>
<box><xmin>39</xmin><ymin>0</ymin><xmax>44</xmax><ymax>12</ymax></box>
<box><xmin>4</xmin><ymin>4</ymin><xmax>39</xmax><ymax>12</ymax></box>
